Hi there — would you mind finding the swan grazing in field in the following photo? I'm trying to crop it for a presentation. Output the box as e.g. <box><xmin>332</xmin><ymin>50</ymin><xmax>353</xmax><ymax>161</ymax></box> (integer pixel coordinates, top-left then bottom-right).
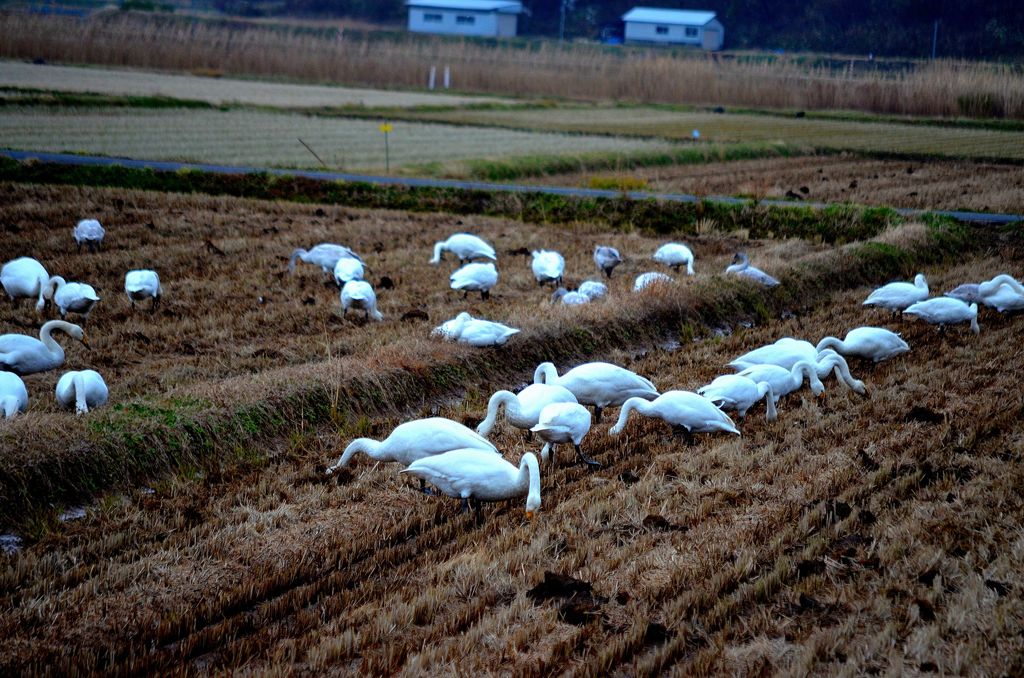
<box><xmin>653</xmin><ymin>243</ymin><xmax>695</xmax><ymax>275</ymax></box>
<box><xmin>609</xmin><ymin>391</ymin><xmax>740</xmax><ymax>441</ymax></box>
<box><xmin>432</xmin><ymin>312</ymin><xmax>519</xmax><ymax>346</ymax></box>
<box><xmin>289</xmin><ymin>243</ymin><xmax>362</xmax><ymax>276</ymax></box>
<box><xmin>341</xmin><ymin>280</ymin><xmax>383</xmax><ymax>321</ymax></box>
<box><xmin>593</xmin><ymin>246</ymin><xmax>623</xmax><ymax>278</ymax></box>
<box><xmin>726</xmin><ymin>252</ymin><xmax>779</xmax><ymax>286</ymax></box>
<box><xmin>634</xmin><ymin>272</ymin><xmax>673</xmax><ymax>291</ymax></box>
<box><xmin>531</xmin><ymin>250</ymin><xmax>565</xmax><ymax>287</ymax></box>
<box><xmin>52</xmin><ymin>279</ymin><xmax>100</xmax><ymax>321</ymax></box>
<box><xmin>326</xmin><ymin>417</ymin><xmax>498</xmax><ymax>490</ymax></box>
<box><xmin>55</xmin><ymin>369</ymin><xmax>108</xmax><ymax>414</ymax></box>
<box><xmin>125</xmin><ymin>270</ymin><xmax>162</xmax><ymax>312</ymax></box>
<box><xmin>476</xmin><ymin>383</ymin><xmax>578</xmax><ymax>437</ymax></box>
<box><xmin>430</xmin><ymin>233</ymin><xmax>496</xmax><ymax>265</ymax></box>
<box><xmin>977</xmin><ymin>274</ymin><xmax>1024</xmax><ymax>313</ymax></box>
<box><xmin>0</xmin><ymin>372</ymin><xmax>28</xmax><ymax>418</ymax></box>
<box><xmin>945</xmin><ymin>283</ymin><xmax>982</xmax><ymax>305</ymax></box>
<box><xmin>728</xmin><ymin>338</ymin><xmax>819</xmax><ymax>371</ymax></box>
<box><xmin>698</xmin><ymin>375</ymin><xmax>778</xmax><ymax>421</ymax></box>
<box><xmin>533</xmin><ymin>361</ymin><xmax>658</xmax><ymax>422</ymax></box>
<box><xmin>532</xmin><ymin>402</ymin><xmax>598</xmax><ymax>467</ymax></box>
<box><xmin>903</xmin><ymin>298</ymin><xmax>979</xmax><ymax>334</ymax></box>
<box><xmin>333</xmin><ymin>258</ymin><xmax>365</xmax><ymax>285</ymax></box>
<box><xmin>450</xmin><ymin>262</ymin><xmax>498</xmax><ymax>301</ymax></box>
<box><xmin>815</xmin><ymin>327</ymin><xmax>910</xmax><ymax>362</ymax></box>
<box><xmin>863</xmin><ymin>273</ymin><xmax>928</xmax><ymax>312</ymax></box>
<box><xmin>0</xmin><ymin>320</ymin><xmax>87</xmax><ymax>375</ymax></box>
<box><xmin>552</xmin><ymin>288</ymin><xmax>589</xmax><ymax>305</ymax></box>
<box><xmin>402</xmin><ymin>449</ymin><xmax>542</xmax><ymax>520</ymax></box>
<box><xmin>1</xmin><ymin>257</ymin><xmax>60</xmax><ymax>312</ymax></box>
<box><xmin>578</xmin><ymin>280</ymin><xmax>608</xmax><ymax>300</ymax></box>
<box><xmin>737</xmin><ymin>361</ymin><xmax>825</xmax><ymax>403</ymax></box>
<box><xmin>73</xmin><ymin>219</ymin><xmax>105</xmax><ymax>252</ymax></box>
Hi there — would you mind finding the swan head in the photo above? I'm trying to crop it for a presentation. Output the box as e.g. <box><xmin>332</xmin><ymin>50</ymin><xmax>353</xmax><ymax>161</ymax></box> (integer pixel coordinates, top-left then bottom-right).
<box><xmin>914</xmin><ymin>273</ymin><xmax>928</xmax><ymax>288</ymax></box>
<box><xmin>731</xmin><ymin>252</ymin><xmax>748</xmax><ymax>266</ymax></box>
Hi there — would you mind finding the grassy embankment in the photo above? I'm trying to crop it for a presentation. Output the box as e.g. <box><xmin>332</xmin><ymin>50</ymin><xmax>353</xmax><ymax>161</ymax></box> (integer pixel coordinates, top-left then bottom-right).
<box><xmin>0</xmin><ymin>156</ymin><xmax>1008</xmax><ymax>529</ymax></box>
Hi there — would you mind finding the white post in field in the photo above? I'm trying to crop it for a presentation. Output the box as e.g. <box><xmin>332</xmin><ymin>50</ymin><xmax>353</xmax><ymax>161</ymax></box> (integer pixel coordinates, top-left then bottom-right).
<box><xmin>443</xmin><ymin>66</ymin><xmax>450</xmax><ymax>90</ymax></box>
<box><xmin>428</xmin><ymin>66</ymin><xmax>436</xmax><ymax>91</ymax></box>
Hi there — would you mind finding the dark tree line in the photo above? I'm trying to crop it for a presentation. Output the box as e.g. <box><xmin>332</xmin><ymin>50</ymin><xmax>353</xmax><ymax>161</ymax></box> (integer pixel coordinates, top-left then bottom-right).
<box><xmin>217</xmin><ymin>0</ymin><xmax>1024</xmax><ymax>59</ymax></box>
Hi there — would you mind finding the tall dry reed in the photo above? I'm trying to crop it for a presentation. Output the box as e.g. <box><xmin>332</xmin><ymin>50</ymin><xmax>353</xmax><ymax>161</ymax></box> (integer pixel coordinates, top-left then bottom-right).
<box><xmin>2</xmin><ymin>10</ymin><xmax>1024</xmax><ymax>119</ymax></box>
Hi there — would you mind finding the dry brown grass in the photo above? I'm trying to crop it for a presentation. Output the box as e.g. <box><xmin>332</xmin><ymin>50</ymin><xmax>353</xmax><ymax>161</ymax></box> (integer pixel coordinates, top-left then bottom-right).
<box><xmin>2</xmin><ymin>11</ymin><xmax>1024</xmax><ymax>118</ymax></box>
<box><xmin>1</xmin><ymin>252</ymin><xmax>1021</xmax><ymax>674</ymax></box>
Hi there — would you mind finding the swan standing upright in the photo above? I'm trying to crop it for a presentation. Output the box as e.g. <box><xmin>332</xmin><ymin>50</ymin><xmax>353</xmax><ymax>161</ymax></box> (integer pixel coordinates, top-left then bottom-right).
<box><xmin>52</xmin><ymin>278</ymin><xmax>100</xmax><ymax>321</ymax></box>
<box><xmin>593</xmin><ymin>246</ymin><xmax>623</xmax><ymax>278</ymax></box>
<box><xmin>531</xmin><ymin>402</ymin><xmax>598</xmax><ymax>467</ymax></box>
<box><xmin>0</xmin><ymin>372</ymin><xmax>28</xmax><ymax>418</ymax></box>
<box><xmin>903</xmin><ymin>298</ymin><xmax>979</xmax><ymax>334</ymax></box>
<box><xmin>341</xmin><ymin>280</ymin><xmax>383</xmax><ymax>321</ymax></box>
<box><xmin>0</xmin><ymin>320</ymin><xmax>87</xmax><ymax>375</ymax></box>
<box><xmin>533</xmin><ymin>361</ymin><xmax>658</xmax><ymax>422</ymax></box>
<box><xmin>1</xmin><ymin>257</ymin><xmax>60</xmax><ymax>312</ymax></box>
<box><xmin>55</xmin><ymin>369</ymin><xmax>109</xmax><ymax>414</ymax></box>
<box><xmin>73</xmin><ymin>219</ymin><xmax>105</xmax><ymax>252</ymax></box>
<box><xmin>289</xmin><ymin>243</ymin><xmax>362</xmax><ymax>276</ymax></box>
<box><xmin>125</xmin><ymin>270</ymin><xmax>162</xmax><ymax>312</ymax></box>
<box><xmin>531</xmin><ymin>250</ymin><xmax>565</xmax><ymax>287</ymax></box>
<box><xmin>726</xmin><ymin>253</ymin><xmax>779</xmax><ymax>286</ymax></box>
<box><xmin>402</xmin><ymin>449</ymin><xmax>542</xmax><ymax>520</ymax></box>
<box><xmin>477</xmin><ymin>383</ymin><xmax>578</xmax><ymax>437</ymax></box>
<box><xmin>326</xmin><ymin>417</ymin><xmax>498</xmax><ymax>491</ymax></box>
<box><xmin>430</xmin><ymin>233</ymin><xmax>496</xmax><ymax>265</ymax></box>
<box><xmin>653</xmin><ymin>243</ymin><xmax>695</xmax><ymax>275</ymax></box>
<box><xmin>815</xmin><ymin>327</ymin><xmax>910</xmax><ymax>362</ymax></box>
<box><xmin>698</xmin><ymin>375</ymin><xmax>778</xmax><ymax>421</ymax></box>
<box><xmin>863</xmin><ymin>273</ymin><xmax>928</xmax><ymax>313</ymax></box>
<box><xmin>450</xmin><ymin>262</ymin><xmax>498</xmax><ymax>300</ymax></box>
<box><xmin>977</xmin><ymin>274</ymin><xmax>1024</xmax><ymax>313</ymax></box>
<box><xmin>609</xmin><ymin>391</ymin><xmax>740</xmax><ymax>442</ymax></box>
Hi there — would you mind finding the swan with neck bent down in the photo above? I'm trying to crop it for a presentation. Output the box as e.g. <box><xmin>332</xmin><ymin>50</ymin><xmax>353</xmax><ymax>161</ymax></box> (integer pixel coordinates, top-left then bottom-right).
<box><xmin>55</xmin><ymin>369</ymin><xmax>109</xmax><ymax>414</ymax></box>
<box><xmin>533</xmin><ymin>361</ymin><xmax>658</xmax><ymax>423</ymax></box>
<box><xmin>402</xmin><ymin>450</ymin><xmax>542</xmax><ymax>520</ymax></box>
<box><xmin>903</xmin><ymin>298</ymin><xmax>979</xmax><ymax>334</ymax></box>
<box><xmin>815</xmin><ymin>327</ymin><xmax>909</xmax><ymax>363</ymax></box>
<box><xmin>0</xmin><ymin>320</ymin><xmax>87</xmax><ymax>375</ymax></box>
<box><xmin>728</xmin><ymin>339</ymin><xmax>868</xmax><ymax>393</ymax></box>
<box><xmin>430</xmin><ymin>233</ymin><xmax>496</xmax><ymax>265</ymax></box>
<box><xmin>698</xmin><ymin>375</ymin><xmax>778</xmax><ymax>421</ymax></box>
<box><xmin>0</xmin><ymin>372</ymin><xmax>28</xmax><ymax>418</ymax></box>
<box><xmin>289</xmin><ymin>243</ymin><xmax>362</xmax><ymax>276</ymax></box>
<box><xmin>476</xmin><ymin>383</ymin><xmax>578</xmax><ymax>437</ymax></box>
<box><xmin>737</xmin><ymin>361</ymin><xmax>825</xmax><ymax>403</ymax></box>
<box><xmin>1</xmin><ymin>257</ymin><xmax>61</xmax><ymax>312</ymax></box>
<box><xmin>325</xmin><ymin>417</ymin><xmax>497</xmax><ymax>490</ymax></box>
<box><xmin>609</xmin><ymin>391</ymin><xmax>739</xmax><ymax>442</ymax></box>
<box><xmin>977</xmin><ymin>274</ymin><xmax>1024</xmax><ymax>313</ymax></box>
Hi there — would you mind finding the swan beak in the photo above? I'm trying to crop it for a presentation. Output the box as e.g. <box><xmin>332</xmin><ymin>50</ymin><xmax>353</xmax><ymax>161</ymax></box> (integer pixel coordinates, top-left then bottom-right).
<box><xmin>525</xmin><ymin>510</ymin><xmax>537</xmax><ymax>521</ymax></box>
<box><xmin>80</xmin><ymin>334</ymin><xmax>91</xmax><ymax>349</ymax></box>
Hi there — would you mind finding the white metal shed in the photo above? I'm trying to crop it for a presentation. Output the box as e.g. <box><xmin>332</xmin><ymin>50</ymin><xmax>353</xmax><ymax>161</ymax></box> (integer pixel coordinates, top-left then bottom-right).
<box><xmin>406</xmin><ymin>0</ymin><xmax>524</xmax><ymax>38</ymax></box>
<box><xmin>621</xmin><ymin>7</ymin><xmax>724</xmax><ymax>50</ymax></box>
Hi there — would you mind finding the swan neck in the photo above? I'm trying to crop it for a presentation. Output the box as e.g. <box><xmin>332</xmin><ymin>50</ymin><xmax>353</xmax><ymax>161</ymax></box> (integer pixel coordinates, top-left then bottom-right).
<box><xmin>815</xmin><ymin>337</ymin><xmax>841</xmax><ymax>354</ymax></box>
<box><xmin>39</xmin><ymin>322</ymin><xmax>70</xmax><ymax>358</ymax></box>
<box><xmin>288</xmin><ymin>248</ymin><xmax>306</xmax><ymax>272</ymax></box>
<box><xmin>339</xmin><ymin>438</ymin><xmax>382</xmax><ymax>467</ymax></box>
<box><xmin>73</xmin><ymin>372</ymin><xmax>89</xmax><ymax>413</ymax></box>
<box><xmin>533</xmin><ymin>363</ymin><xmax>557</xmax><ymax>385</ymax></box>
<box><xmin>479</xmin><ymin>391</ymin><xmax>516</xmax><ymax>435</ymax></box>
<box><xmin>521</xmin><ymin>453</ymin><xmax>541</xmax><ymax>511</ymax></box>
<box><xmin>430</xmin><ymin>242</ymin><xmax>444</xmax><ymax>264</ymax></box>
<box><xmin>1</xmin><ymin>396</ymin><xmax>18</xmax><ymax>418</ymax></box>
<box><xmin>760</xmin><ymin>383</ymin><xmax>777</xmax><ymax>420</ymax></box>
<box><xmin>611</xmin><ymin>397</ymin><xmax>643</xmax><ymax>433</ymax></box>
<box><xmin>48</xmin><ymin>276</ymin><xmax>66</xmax><ymax>299</ymax></box>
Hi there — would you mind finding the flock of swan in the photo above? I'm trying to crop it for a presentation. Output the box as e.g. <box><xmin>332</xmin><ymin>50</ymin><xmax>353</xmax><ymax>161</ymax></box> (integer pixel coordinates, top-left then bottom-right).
<box><xmin>322</xmin><ymin>258</ymin><xmax>1023</xmax><ymax>521</ymax></box>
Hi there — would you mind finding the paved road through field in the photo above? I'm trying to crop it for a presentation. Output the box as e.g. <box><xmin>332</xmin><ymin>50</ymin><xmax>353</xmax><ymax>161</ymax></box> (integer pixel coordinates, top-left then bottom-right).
<box><xmin>3</xmin><ymin>149</ymin><xmax>1020</xmax><ymax>225</ymax></box>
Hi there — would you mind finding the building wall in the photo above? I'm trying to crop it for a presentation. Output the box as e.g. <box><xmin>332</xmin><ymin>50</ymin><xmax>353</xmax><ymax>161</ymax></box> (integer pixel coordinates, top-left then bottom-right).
<box><xmin>408</xmin><ymin>8</ymin><xmax>506</xmax><ymax>37</ymax></box>
<box><xmin>624</xmin><ymin>20</ymin><xmax>723</xmax><ymax>49</ymax></box>
<box><xmin>702</xmin><ymin>19</ymin><xmax>724</xmax><ymax>50</ymax></box>
<box><xmin>496</xmin><ymin>13</ymin><xmax>518</xmax><ymax>37</ymax></box>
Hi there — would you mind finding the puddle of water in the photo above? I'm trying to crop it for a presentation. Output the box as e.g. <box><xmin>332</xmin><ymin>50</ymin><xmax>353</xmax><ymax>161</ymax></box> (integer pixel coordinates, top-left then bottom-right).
<box><xmin>0</xmin><ymin>534</ymin><xmax>22</xmax><ymax>555</ymax></box>
<box><xmin>58</xmin><ymin>507</ymin><xmax>87</xmax><ymax>522</ymax></box>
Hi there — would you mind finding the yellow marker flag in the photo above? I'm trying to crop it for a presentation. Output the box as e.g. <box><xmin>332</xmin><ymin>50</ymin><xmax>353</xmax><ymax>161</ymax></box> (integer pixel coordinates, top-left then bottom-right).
<box><xmin>379</xmin><ymin>123</ymin><xmax>393</xmax><ymax>133</ymax></box>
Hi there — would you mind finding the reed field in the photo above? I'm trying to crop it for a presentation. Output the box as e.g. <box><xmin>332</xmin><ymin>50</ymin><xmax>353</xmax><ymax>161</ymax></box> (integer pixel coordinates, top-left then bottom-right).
<box><xmin>2</xmin><ymin>11</ymin><xmax>1024</xmax><ymax>119</ymax></box>
<box><xmin>0</xmin><ymin>106</ymin><xmax>677</xmax><ymax>171</ymax></box>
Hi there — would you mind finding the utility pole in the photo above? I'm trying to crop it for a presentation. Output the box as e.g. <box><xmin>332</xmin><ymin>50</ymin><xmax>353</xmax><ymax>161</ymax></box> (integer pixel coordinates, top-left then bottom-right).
<box><xmin>559</xmin><ymin>0</ymin><xmax>574</xmax><ymax>43</ymax></box>
<box><xmin>931</xmin><ymin>19</ymin><xmax>939</xmax><ymax>60</ymax></box>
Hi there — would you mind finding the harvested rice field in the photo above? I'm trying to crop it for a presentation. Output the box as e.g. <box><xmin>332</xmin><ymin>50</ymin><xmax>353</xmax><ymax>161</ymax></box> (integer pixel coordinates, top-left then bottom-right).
<box><xmin>542</xmin><ymin>154</ymin><xmax>1024</xmax><ymax>214</ymax></box>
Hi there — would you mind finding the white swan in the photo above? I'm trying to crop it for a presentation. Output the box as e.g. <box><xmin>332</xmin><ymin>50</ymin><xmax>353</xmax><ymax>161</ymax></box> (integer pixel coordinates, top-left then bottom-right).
<box><xmin>0</xmin><ymin>372</ymin><xmax>28</xmax><ymax>418</ymax></box>
<box><xmin>578</xmin><ymin>280</ymin><xmax>608</xmax><ymax>300</ymax></box>
<box><xmin>608</xmin><ymin>391</ymin><xmax>740</xmax><ymax>441</ymax></box>
<box><xmin>728</xmin><ymin>337</ymin><xmax>819</xmax><ymax>371</ymax></box>
<box><xmin>593</xmin><ymin>246</ymin><xmax>622</xmax><ymax>278</ymax></box>
<box><xmin>533</xmin><ymin>361</ymin><xmax>658</xmax><ymax>422</ymax></box>
<box><xmin>402</xmin><ymin>449</ymin><xmax>541</xmax><ymax>519</ymax></box>
<box><xmin>903</xmin><ymin>298</ymin><xmax>979</xmax><ymax>334</ymax></box>
<box><xmin>977</xmin><ymin>274</ymin><xmax>1024</xmax><ymax>313</ymax></box>
<box><xmin>1</xmin><ymin>257</ymin><xmax>60</xmax><ymax>312</ymax></box>
<box><xmin>531</xmin><ymin>402</ymin><xmax>598</xmax><ymax>467</ymax></box>
<box><xmin>863</xmin><ymin>273</ymin><xmax>928</xmax><ymax>312</ymax></box>
<box><xmin>725</xmin><ymin>252</ymin><xmax>779</xmax><ymax>286</ymax></box>
<box><xmin>125</xmin><ymin>269</ymin><xmax>162</xmax><ymax>312</ymax></box>
<box><xmin>945</xmin><ymin>283</ymin><xmax>982</xmax><ymax>305</ymax></box>
<box><xmin>450</xmin><ymin>262</ymin><xmax>498</xmax><ymax>301</ymax></box>
<box><xmin>552</xmin><ymin>288</ymin><xmax>589</xmax><ymax>305</ymax></box>
<box><xmin>289</xmin><ymin>243</ymin><xmax>362</xmax><ymax>275</ymax></box>
<box><xmin>634</xmin><ymin>272</ymin><xmax>673</xmax><ymax>291</ymax></box>
<box><xmin>341</xmin><ymin>280</ymin><xmax>383</xmax><ymax>321</ymax></box>
<box><xmin>737</xmin><ymin>361</ymin><xmax>825</xmax><ymax>403</ymax></box>
<box><xmin>653</xmin><ymin>243</ymin><xmax>695</xmax><ymax>275</ymax></box>
<box><xmin>55</xmin><ymin>369</ymin><xmax>108</xmax><ymax>414</ymax></box>
<box><xmin>0</xmin><ymin>320</ymin><xmax>87</xmax><ymax>375</ymax></box>
<box><xmin>73</xmin><ymin>219</ymin><xmax>105</xmax><ymax>252</ymax></box>
<box><xmin>326</xmin><ymin>417</ymin><xmax>498</xmax><ymax>486</ymax></box>
<box><xmin>815</xmin><ymin>327</ymin><xmax>909</xmax><ymax>362</ymax></box>
<box><xmin>477</xmin><ymin>383</ymin><xmax>578</xmax><ymax>437</ymax></box>
<box><xmin>52</xmin><ymin>279</ymin><xmax>100</xmax><ymax>321</ymax></box>
<box><xmin>531</xmin><ymin>250</ymin><xmax>565</xmax><ymax>287</ymax></box>
<box><xmin>698</xmin><ymin>375</ymin><xmax>778</xmax><ymax>421</ymax></box>
<box><xmin>333</xmin><ymin>258</ymin><xmax>365</xmax><ymax>285</ymax></box>
<box><xmin>432</xmin><ymin>312</ymin><xmax>519</xmax><ymax>347</ymax></box>
<box><xmin>430</xmin><ymin>233</ymin><xmax>496</xmax><ymax>265</ymax></box>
